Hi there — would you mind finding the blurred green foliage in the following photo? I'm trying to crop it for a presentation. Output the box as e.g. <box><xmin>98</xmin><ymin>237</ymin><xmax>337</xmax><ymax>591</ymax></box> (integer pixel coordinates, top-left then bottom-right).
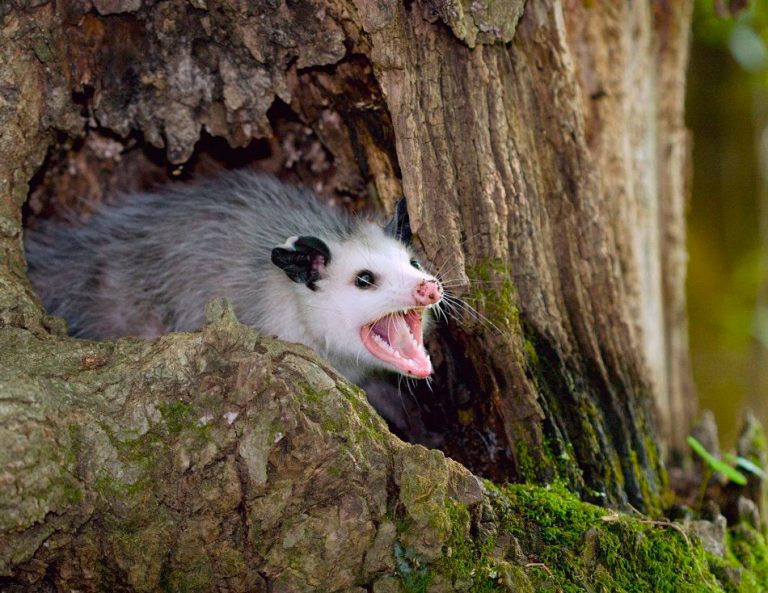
<box><xmin>687</xmin><ymin>0</ymin><xmax>768</xmax><ymax>448</ymax></box>
<box><xmin>695</xmin><ymin>1</ymin><xmax>768</xmax><ymax>74</ymax></box>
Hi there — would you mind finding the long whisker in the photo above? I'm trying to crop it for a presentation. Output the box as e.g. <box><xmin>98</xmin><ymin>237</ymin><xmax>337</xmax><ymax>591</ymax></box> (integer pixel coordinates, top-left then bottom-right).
<box><xmin>442</xmin><ymin>292</ymin><xmax>506</xmax><ymax>336</ymax></box>
<box><xmin>396</xmin><ymin>376</ymin><xmax>417</xmax><ymax>417</ymax></box>
<box><xmin>434</xmin><ymin>259</ymin><xmax>463</xmax><ymax>280</ymax></box>
<box><xmin>431</xmin><ymin>300</ymin><xmax>449</xmax><ymax>324</ymax></box>
<box><xmin>439</xmin><ymin>279</ymin><xmax>513</xmax><ymax>287</ymax></box>
<box><xmin>424</xmin><ymin>375</ymin><xmax>434</xmax><ymax>392</ymax></box>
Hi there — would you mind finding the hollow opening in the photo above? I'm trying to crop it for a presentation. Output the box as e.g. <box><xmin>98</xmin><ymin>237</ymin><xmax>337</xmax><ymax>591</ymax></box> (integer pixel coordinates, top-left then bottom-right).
<box><xmin>22</xmin><ymin>57</ymin><xmax>515</xmax><ymax>484</ymax></box>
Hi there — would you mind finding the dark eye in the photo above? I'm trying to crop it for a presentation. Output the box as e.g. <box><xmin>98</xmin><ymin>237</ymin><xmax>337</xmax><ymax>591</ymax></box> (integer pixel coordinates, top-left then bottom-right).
<box><xmin>355</xmin><ymin>270</ymin><xmax>376</xmax><ymax>289</ymax></box>
<box><xmin>410</xmin><ymin>259</ymin><xmax>422</xmax><ymax>270</ymax></box>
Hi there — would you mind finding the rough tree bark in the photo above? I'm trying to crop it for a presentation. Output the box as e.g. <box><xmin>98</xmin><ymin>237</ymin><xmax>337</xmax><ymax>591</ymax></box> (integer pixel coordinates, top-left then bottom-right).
<box><xmin>2</xmin><ymin>0</ymin><xmax>748</xmax><ymax>592</ymax></box>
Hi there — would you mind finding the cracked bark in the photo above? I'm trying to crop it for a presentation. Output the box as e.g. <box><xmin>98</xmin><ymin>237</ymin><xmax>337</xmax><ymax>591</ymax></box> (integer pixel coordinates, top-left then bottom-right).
<box><xmin>1</xmin><ymin>0</ymin><xmax>695</xmax><ymax>589</ymax></box>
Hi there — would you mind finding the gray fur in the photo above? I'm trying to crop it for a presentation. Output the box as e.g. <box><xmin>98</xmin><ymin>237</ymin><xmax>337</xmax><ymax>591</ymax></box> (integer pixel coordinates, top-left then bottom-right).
<box><xmin>25</xmin><ymin>172</ymin><xmax>365</xmax><ymax>343</ymax></box>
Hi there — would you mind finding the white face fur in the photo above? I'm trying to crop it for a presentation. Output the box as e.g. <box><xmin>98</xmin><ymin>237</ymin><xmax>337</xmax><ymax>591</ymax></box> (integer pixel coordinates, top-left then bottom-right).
<box><xmin>290</xmin><ymin>224</ymin><xmax>443</xmax><ymax>380</ymax></box>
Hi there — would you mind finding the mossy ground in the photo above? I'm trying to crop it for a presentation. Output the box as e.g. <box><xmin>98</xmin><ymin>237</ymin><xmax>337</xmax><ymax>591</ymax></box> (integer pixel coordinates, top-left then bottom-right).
<box><xmin>492</xmin><ymin>483</ymin><xmax>715</xmax><ymax>593</ymax></box>
<box><xmin>390</xmin><ymin>482</ymin><xmax>768</xmax><ymax>593</ymax></box>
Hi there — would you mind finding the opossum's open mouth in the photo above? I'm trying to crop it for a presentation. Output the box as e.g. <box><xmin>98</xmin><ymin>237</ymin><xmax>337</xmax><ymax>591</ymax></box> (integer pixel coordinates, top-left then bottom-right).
<box><xmin>361</xmin><ymin>308</ymin><xmax>432</xmax><ymax>378</ymax></box>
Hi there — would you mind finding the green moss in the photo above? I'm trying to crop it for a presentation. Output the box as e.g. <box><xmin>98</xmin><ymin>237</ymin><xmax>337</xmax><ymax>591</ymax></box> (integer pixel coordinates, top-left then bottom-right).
<box><xmin>55</xmin><ymin>423</ymin><xmax>86</xmax><ymax>504</ymax></box>
<box><xmin>299</xmin><ymin>380</ymin><xmax>389</xmax><ymax>446</ymax></box>
<box><xmin>467</xmin><ymin>260</ymin><xmax>665</xmax><ymax>511</ymax></box>
<box><xmin>521</xmin><ymin>323</ymin><xmax>667</xmax><ymax>513</ymax></box>
<box><xmin>93</xmin><ymin>426</ymin><xmax>170</xmax><ymax>502</ymax></box>
<box><xmin>394</xmin><ymin>542</ymin><xmax>431</xmax><ymax>593</ymax></box>
<box><xmin>94</xmin><ymin>475</ymin><xmax>152</xmax><ymax>500</ymax></box>
<box><xmin>394</xmin><ymin>493</ymin><xmax>519</xmax><ymax>592</ymax></box>
<box><xmin>642</xmin><ymin>430</ymin><xmax>669</xmax><ymax>503</ymax></box>
<box><xmin>627</xmin><ymin>448</ymin><xmax>657</xmax><ymax>514</ymax></box>
<box><xmin>158</xmin><ymin>401</ymin><xmax>193</xmax><ymax>435</ymax></box>
<box><xmin>215</xmin><ymin>546</ymin><xmax>248</xmax><ymax>576</ymax></box>
<box><xmin>516</xmin><ymin>327</ymin><xmax>591</xmax><ymax>491</ymax></box>
<box><xmin>31</xmin><ymin>32</ymin><xmax>55</xmax><ymax>63</ymax></box>
<box><xmin>161</xmin><ymin>557</ymin><xmax>214</xmax><ymax>593</ymax></box>
<box><xmin>61</xmin><ymin>482</ymin><xmax>84</xmax><ymax>503</ymax></box>
<box><xmin>400</xmin><ymin>477</ymin><xmax>453</xmax><ymax>542</ymax></box>
<box><xmin>298</xmin><ymin>382</ymin><xmax>325</xmax><ymax>405</ymax></box>
<box><xmin>436</xmin><ymin>501</ymin><xmax>509</xmax><ymax>592</ymax></box>
<box><xmin>466</xmin><ymin>258</ymin><xmax>519</xmax><ymax>330</ymax></box>
<box><xmin>522</xmin><ymin>338</ymin><xmax>539</xmax><ymax>367</ymax></box>
<box><xmin>542</xmin><ymin>436</ymin><xmax>582</xmax><ymax>486</ymax></box>
<box><xmin>391</xmin><ymin>481</ymin><xmax>768</xmax><ymax>592</ymax></box>
<box><xmin>298</xmin><ymin>383</ymin><xmax>346</xmax><ymax>435</ymax></box>
<box><xmin>66</xmin><ymin>423</ymin><xmax>84</xmax><ymax>463</ymax></box>
<box><xmin>481</xmin><ymin>483</ymin><xmax>768</xmax><ymax>593</ymax></box>
<box><xmin>336</xmin><ymin>382</ymin><xmax>383</xmax><ymax>429</ymax></box>
<box><xmin>513</xmin><ymin>439</ymin><xmax>538</xmax><ymax>483</ymax></box>
<box><xmin>728</xmin><ymin>524</ymin><xmax>768</xmax><ymax>590</ymax></box>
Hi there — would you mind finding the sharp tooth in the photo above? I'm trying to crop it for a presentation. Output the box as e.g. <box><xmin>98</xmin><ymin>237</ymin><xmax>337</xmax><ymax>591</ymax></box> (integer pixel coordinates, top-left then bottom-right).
<box><xmin>374</xmin><ymin>334</ymin><xmax>395</xmax><ymax>353</ymax></box>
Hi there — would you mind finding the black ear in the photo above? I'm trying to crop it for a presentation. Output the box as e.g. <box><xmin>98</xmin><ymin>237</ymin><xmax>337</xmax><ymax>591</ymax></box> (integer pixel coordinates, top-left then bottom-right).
<box><xmin>271</xmin><ymin>236</ymin><xmax>331</xmax><ymax>290</ymax></box>
<box><xmin>384</xmin><ymin>197</ymin><xmax>412</xmax><ymax>246</ymax></box>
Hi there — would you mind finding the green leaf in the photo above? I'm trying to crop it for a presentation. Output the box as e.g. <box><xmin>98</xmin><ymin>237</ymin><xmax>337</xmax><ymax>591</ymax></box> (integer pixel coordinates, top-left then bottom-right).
<box><xmin>687</xmin><ymin>436</ymin><xmax>748</xmax><ymax>485</ymax></box>
<box><xmin>687</xmin><ymin>435</ymin><xmax>717</xmax><ymax>463</ymax></box>
<box><xmin>725</xmin><ymin>453</ymin><xmax>766</xmax><ymax>479</ymax></box>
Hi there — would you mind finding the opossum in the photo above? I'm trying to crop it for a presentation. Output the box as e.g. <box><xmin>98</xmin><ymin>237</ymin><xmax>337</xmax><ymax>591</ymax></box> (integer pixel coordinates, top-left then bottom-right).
<box><xmin>24</xmin><ymin>171</ymin><xmax>444</xmax><ymax>384</ymax></box>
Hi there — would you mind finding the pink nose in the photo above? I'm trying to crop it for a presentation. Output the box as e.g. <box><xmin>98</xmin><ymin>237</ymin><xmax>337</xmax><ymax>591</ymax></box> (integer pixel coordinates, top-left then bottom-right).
<box><xmin>414</xmin><ymin>279</ymin><xmax>442</xmax><ymax>305</ymax></box>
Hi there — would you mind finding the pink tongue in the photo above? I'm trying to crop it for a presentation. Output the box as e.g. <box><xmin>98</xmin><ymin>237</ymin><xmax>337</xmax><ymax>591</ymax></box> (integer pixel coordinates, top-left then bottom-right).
<box><xmin>373</xmin><ymin>314</ymin><xmax>422</xmax><ymax>359</ymax></box>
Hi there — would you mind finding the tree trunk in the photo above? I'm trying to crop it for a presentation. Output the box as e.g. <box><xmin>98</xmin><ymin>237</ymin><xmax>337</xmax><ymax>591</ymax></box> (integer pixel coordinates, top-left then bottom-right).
<box><xmin>0</xmin><ymin>0</ymin><xmax>728</xmax><ymax>591</ymax></box>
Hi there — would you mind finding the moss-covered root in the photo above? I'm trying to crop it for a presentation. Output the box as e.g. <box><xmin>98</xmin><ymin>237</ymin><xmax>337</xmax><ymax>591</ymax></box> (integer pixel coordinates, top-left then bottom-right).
<box><xmin>384</xmin><ymin>477</ymin><xmax>768</xmax><ymax>593</ymax></box>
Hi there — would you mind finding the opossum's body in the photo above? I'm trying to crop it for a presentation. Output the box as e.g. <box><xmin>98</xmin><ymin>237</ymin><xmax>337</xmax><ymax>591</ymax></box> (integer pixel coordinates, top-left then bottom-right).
<box><xmin>25</xmin><ymin>172</ymin><xmax>443</xmax><ymax>382</ymax></box>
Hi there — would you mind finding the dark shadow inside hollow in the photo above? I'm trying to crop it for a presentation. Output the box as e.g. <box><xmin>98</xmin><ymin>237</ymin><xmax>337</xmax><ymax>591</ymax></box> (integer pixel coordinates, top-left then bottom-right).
<box><xmin>24</xmin><ymin>104</ymin><xmax>346</xmax><ymax>229</ymax></box>
<box><xmin>22</xmin><ymin>61</ymin><xmax>517</xmax><ymax>485</ymax></box>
